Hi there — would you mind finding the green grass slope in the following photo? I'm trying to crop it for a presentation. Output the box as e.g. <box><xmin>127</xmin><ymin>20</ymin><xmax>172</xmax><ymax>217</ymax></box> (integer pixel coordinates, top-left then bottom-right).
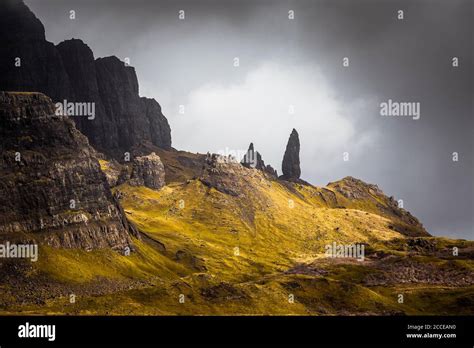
<box><xmin>0</xmin><ymin>151</ymin><xmax>472</xmax><ymax>315</ymax></box>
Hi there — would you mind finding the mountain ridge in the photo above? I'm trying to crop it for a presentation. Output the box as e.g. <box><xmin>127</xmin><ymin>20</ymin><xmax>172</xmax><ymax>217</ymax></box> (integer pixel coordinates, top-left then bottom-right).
<box><xmin>0</xmin><ymin>0</ymin><xmax>171</xmax><ymax>158</ymax></box>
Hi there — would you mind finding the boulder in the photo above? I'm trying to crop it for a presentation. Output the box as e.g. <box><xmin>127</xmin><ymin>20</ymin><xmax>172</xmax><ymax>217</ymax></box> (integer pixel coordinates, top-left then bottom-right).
<box><xmin>129</xmin><ymin>152</ymin><xmax>166</xmax><ymax>190</ymax></box>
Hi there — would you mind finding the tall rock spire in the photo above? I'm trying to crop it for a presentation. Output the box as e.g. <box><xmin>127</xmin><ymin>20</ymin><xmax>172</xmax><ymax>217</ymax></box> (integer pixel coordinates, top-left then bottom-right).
<box><xmin>241</xmin><ymin>143</ymin><xmax>277</xmax><ymax>177</ymax></box>
<box><xmin>281</xmin><ymin>128</ymin><xmax>301</xmax><ymax>180</ymax></box>
<box><xmin>241</xmin><ymin>143</ymin><xmax>261</xmax><ymax>169</ymax></box>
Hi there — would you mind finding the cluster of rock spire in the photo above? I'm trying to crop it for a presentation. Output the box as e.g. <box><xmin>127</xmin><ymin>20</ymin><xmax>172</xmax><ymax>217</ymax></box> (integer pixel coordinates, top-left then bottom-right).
<box><xmin>241</xmin><ymin>128</ymin><xmax>301</xmax><ymax>181</ymax></box>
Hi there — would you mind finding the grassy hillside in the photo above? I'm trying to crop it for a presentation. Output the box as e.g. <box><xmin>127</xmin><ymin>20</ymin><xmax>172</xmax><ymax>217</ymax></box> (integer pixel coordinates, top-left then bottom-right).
<box><xmin>0</xmin><ymin>151</ymin><xmax>472</xmax><ymax>315</ymax></box>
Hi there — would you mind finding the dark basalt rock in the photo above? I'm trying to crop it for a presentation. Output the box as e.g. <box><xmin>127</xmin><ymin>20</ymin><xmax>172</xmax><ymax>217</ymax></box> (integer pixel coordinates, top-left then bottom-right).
<box><xmin>0</xmin><ymin>0</ymin><xmax>45</xmax><ymax>42</ymax></box>
<box><xmin>0</xmin><ymin>0</ymin><xmax>72</xmax><ymax>101</ymax></box>
<box><xmin>141</xmin><ymin>97</ymin><xmax>172</xmax><ymax>150</ymax></box>
<box><xmin>0</xmin><ymin>92</ymin><xmax>137</xmax><ymax>250</ymax></box>
<box><xmin>241</xmin><ymin>143</ymin><xmax>277</xmax><ymax>177</ymax></box>
<box><xmin>0</xmin><ymin>0</ymin><xmax>172</xmax><ymax>158</ymax></box>
<box><xmin>281</xmin><ymin>128</ymin><xmax>301</xmax><ymax>180</ymax></box>
<box><xmin>56</xmin><ymin>39</ymin><xmax>106</xmax><ymax>149</ymax></box>
<box><xmin>264</xmin><ymin>164</ymin><xmax>278</xmax><ymax>177</ymax></box>
<box><xmin>60</xmin><ymin>43</ymin><xmax>172</xmax><ymax>157</ymax></box>
<box><xmin>56</xmin><ymin>39</ymin><xmax>100</xmax><ymax>103</ymax></box>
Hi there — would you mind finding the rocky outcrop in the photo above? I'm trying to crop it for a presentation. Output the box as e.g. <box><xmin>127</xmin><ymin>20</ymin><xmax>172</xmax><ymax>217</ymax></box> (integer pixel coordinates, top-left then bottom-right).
<box><xmin>201</xmin><ymin>154</ymin><xmax>241</xmax><ymax>196</ymax></box>
<box><xmin>99</xmin><ymin>153</ymin><xmax>166</xmax><ymax>190</ymax></box>
<box><xmin>329</xmin><ymin>176</ymin><xmax>384</xmax><ymax>200</ymax></box>
<box><xmin>264</xmin><ymin>164</ymin><xmax>278</xmax><ymax>177</ymax></box>
<box><xmin>281</xmin><ymin>128</ymin><xmax>301</xmax><ymax>180</ymax></box>
<box><xmin>327</xmin><ymin>176</ymin><xmax>429</xmax><ymax>237</ymax></box>
<box><xmin>0</xmin><ymin>92</ymin><xmax>137</xmax><ymax>250</ymax></box>
<box><xmin>129</xmin><ymin>152</ymin><xmax>166</xmax><ymax>190</ymax></box>
<box><xmin>241</xmin><ymin>143</ymin><xmax>277</xmax><ymax>177</ymax></box>
<box><xmin>0</xmin><ymin>0</ymin><xmax>172</xmax><ymax>158</ymax></box>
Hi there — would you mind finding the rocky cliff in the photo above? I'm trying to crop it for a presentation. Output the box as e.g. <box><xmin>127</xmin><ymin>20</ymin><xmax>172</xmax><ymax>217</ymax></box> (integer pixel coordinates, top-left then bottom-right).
<box><xmin>0</xmin><ymin>92</ymin><xmax>137</xmax><ymax>250</ymax></box>
<box><xmin>0</xmin><ymin>0</ymin><xmax>72</xmax><ymax>101</ymax></box>
<box><xmin>0</xmin><ymin>0</ymin><xmax>172</xmax><ymax>158</ymax></box>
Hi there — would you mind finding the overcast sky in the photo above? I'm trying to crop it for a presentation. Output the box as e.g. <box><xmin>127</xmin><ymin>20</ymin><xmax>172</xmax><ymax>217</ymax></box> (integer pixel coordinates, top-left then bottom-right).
<box><xmin>26</xmin><ymin>0</ymin><xmax>473</xmax><ymax>239</ymax></box>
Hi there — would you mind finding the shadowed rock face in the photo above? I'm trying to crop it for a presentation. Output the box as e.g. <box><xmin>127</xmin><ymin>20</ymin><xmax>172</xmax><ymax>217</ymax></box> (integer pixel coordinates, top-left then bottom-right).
<box><xmin>0</xmin><ymin>0</ymin><xmax>72</xmax><ymax>101</ymax></box>
<box><xmin>0</xmin><ymin>0</ymin><xmax>172</xmax><ymax>158</ymax></box>
<box><xmin>241</xmin><ymin>143</ymin><xmax>277</xmax><ymax>177</ymax></box>
<box><xmin>281</xmin><ymin>128</ymin><xmax>301</xmax><ymax>180</ymax></box>
<box><xmin>0</xmin><ymin>92</ymin><xmax>137</xmax><ymax>250</ymax></box>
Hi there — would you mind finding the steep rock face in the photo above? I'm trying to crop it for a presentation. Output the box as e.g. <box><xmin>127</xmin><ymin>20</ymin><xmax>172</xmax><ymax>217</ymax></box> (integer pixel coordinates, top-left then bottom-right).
<box><xmin>141</xmin><ymin>97</ymin><xmax>172</xmax><ymax>150</ymax></box>
<box><xmin>59</xmin><ymin>43</ymin><xmax>172</xmax><ymax>157</ymax></box>
<box><xmin>129</xmin><ymin>152</ymin><xmax>166</xmax><ymax>190</ymax></box>
<box><xmin>56</xmin><ymin>39</ymin><xmax>100</xmax><ymax>102</ymax></box>
<box><xmin>0</xmin><ymin>0</ymin><xmax>172</xmax><ymax>158</ymax></box>
<box><xmin>56</xmin><ymin>41</ymin><xmax>172</xmax><ymax>156</ymax></box>
<box><xmin>55</xmin><ymin>39</ymin><xmax>106</xmax><ymax>149</ymax></box>
<box><xmin>241</xmin><ymin>143</ymin><xmax>277</xmax><ymax>177</ymax></box>
<box><xmin>281</xmin><ymin>128</ymin><xmax>301</xmax><ymax>180</ymax></box>
<box><xmin>0</xmin><ymin>92</ymin><xmax>136</xmax><ymax>250</ymax></box>
<box><xmin>95</xmin><ymin>56</ymin><xmax>145</xmax><ymax>152</ymax></box>
<box><xmin>0</xmin><ymin>0</ymin><xmax>44</xmax><ymax>42</ymax></box>
<box><xmin>0</xmin><ymin>0</ymin><xmax>72</xmax><ymax>101</ymax></box>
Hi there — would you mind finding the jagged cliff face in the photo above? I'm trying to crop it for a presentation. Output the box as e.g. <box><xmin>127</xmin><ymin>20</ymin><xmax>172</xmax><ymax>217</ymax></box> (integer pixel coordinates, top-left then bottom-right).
<box><xmin>0</xmin><ymin>0</ymin><xmax>172</xmax><ymax>158</ymax></box>
<box><xmin>0</xmin><ymin>0</ymin><xmax>72</xmax><ymax>101</ymax></box>
<box><xmin>0</xmin><ymin>92</ymin><xmax>136</xmax><ymax>250</ymax></box>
